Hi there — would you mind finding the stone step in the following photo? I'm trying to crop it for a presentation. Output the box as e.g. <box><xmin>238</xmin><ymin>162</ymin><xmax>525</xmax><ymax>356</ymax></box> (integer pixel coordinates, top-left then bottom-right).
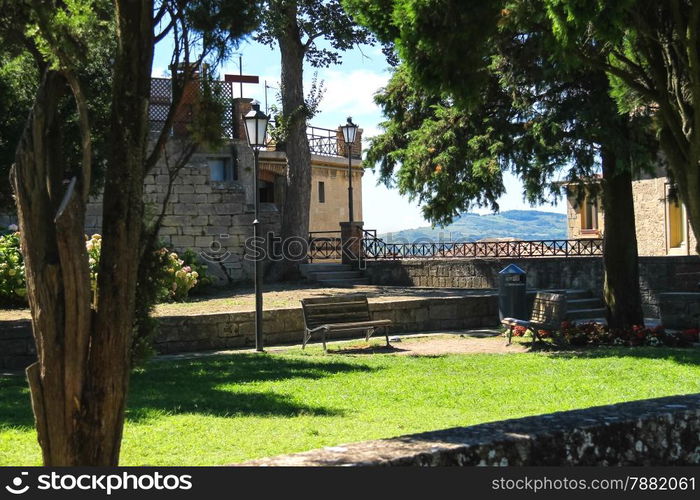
<box><xmin>309</xmin><ymin>270</ymin><xmax>365</xmax><ymax>280</ymax></box>
<box><xmin>541</xmin><ymin>289</ymin><xmax>592</xmax><ymax>301</ymax></box>
<box><xmin>299</xmin><ymin>263</ymin><xmax>353</xmax><ymax>278</ymax></box>
<box><xmin>567</xmin><ymin>308</ymin><xmax>606</xmax><ymax>321</ymax></box>
<box><xmin>567</xmin><ymin>297</ymin><xmax>604</xmax><ymax>310</ymax></box>
<box><xmin>316</xmin><ymin>278</ymin><xmax>370</xmax><ymax>287</ymax></box>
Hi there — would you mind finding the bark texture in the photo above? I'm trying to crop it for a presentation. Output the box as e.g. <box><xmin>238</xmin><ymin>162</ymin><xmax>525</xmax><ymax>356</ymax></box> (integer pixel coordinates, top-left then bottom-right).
<box><xmin>10</xmin><ymin>0</ymin><xmax>154</xmax><ymax>465</ymax></box>
<box><xmin>277</xmin><ymin>2</ymin><xmax>312</xmax><ymax>279</ymax></box>
<box><xmin>601</xmin><ymin>146</ymin><xmax>644</xmax><ymax>330</ymax></box>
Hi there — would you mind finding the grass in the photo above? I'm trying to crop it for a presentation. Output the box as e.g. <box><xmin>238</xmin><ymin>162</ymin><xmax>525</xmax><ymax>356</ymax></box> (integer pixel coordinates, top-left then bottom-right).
<box><xmin>1</xmin><ymin>338</ymin><xmax>699</xmax><ymax>465</ymax></box>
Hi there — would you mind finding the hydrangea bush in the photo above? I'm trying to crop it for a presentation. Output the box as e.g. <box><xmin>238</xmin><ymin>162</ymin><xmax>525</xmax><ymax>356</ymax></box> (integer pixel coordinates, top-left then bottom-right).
<box><xmin>0</xmin><ymin>227</ymin><xmax>26</xmax><ymax>305</ymax></box>
<box><xmin>0</xmin><ymin>230</ymin><xmax>206</xmax><ymax>306</ymax></box>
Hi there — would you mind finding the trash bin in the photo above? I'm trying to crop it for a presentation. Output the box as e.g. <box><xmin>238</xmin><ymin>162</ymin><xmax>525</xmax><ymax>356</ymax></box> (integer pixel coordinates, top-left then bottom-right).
<box><xmin>498</xmin><ymin>264</ymin><xmax>527</xmax><ymax>320</ymax></box>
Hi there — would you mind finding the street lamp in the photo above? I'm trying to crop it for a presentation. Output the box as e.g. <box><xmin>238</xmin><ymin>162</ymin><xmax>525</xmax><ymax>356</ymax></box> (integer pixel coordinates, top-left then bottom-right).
<box><xmin>340</xmin><ymin>117</ymin><xmax>358</xmax><ymax>222</ymax></box>
<box><xmin>243</xmin><ymin>100</ymin><xmax>270</xmax><ymax>352</ymax></box>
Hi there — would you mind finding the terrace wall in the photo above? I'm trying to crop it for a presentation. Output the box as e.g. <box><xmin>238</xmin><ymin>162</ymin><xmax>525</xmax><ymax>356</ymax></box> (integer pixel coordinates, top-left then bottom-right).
<box><xmin>0</xmin><ymin>294</ymin><xmax>498</xmax><ymax>369</ymax></box>
<box><xmin>364</xmin><ymin>256</ymin><xmax>700</xmax><ymax>317</ymax></box>
<box><xmin>245</xmin><ymin>393</ymin><xmax>700</xmax><ymax>466</ymax></box>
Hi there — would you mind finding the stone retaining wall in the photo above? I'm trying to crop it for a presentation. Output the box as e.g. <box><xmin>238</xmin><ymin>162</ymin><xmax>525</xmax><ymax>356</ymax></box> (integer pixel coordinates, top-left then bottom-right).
<box><xmin>244</xmin><ymin>393</ymin><xmax>700</xmax><ymax>466</ymax></box>
<box><xmin>0</xmin><ymin>320</ymin><xmax>35</xmax><ymax>370</ymax></box>
<box><xmin>364</xmin><ymin>256</ymin><xmax>700</xmax><ymax>317</ymax></box>
<box><xmin>659</xmin><ymin>293</ymin><xmax>700</xmax><ymax>329</ymax></box>
<box><xmin>155</xmin><ymin>294</ymin><xmax>497</xmax><ymax>353</ymax></box>
<box><xmin>0</xmin><ymin>294</ymin><xmax>498</xmax><ymax>368</ymax></box>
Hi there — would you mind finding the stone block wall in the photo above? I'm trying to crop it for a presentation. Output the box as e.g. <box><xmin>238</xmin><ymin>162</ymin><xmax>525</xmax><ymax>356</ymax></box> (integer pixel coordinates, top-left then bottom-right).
<box><xmin>85</xmin><ymin>140</ymin><xmax>281</xmax><ymax>284</ymax></box>
<box><xmin>632</xmin><ymin>177</ymin><xmax>698</xmax><ymax>257</ymax></box>
<box><xmin>1</xmin><ymin>294</ymin><xmax>498</xmax><ymax>368</ymax></box>
<box><xmin>155</xmin><ymin>294</ymin><xmax>498</xmax><ymax>353</ymax></box>
<box><xmin>659</xmin><ymin>293</ymin><xmax>700</xmax><ymax>329</ymax></box>
<box><xmin>365</xmin><ymin>258</ymin><xmax>604</xmax><ymax>293</ymax></box>
<box><xmin>245</xmin><ymin>394</ymin><xmax>700</xmax><ymax>466</ymax></box>
<box><xmin>0</xmin><ymin>214</ymin><xmax>17</xmax><ymax>229</ymax></box>
<box><xmin>0</xmin><ymin>320</ymin><xmax>34</xmax><ymax>370</ymax></box>
<box><xmin>364</xmin><ymin>256</ymin><xmax>700</xmax><ymax>318</ymax></box>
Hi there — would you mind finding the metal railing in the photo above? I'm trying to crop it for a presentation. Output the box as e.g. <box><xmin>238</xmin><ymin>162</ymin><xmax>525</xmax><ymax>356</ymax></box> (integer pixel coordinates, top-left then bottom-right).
<box><xmin>308</xmin><ymin>231</ymin><xmax>342</xmax><ymax>262</ymax></box>
<box><xmin>361</xmin><ymin>236</ymin><xmax>604</xmax><ymax>260</ymax></box>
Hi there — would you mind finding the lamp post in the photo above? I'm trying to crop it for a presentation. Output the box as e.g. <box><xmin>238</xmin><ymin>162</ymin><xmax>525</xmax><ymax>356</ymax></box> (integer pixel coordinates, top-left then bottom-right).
<box><xmin>243</xmin><ymin>101</ymin><xmax>270</xmax><ymax>352</ymax></box>
<box><xmin>340</xmin><ymin>117</ymin><xmax>358</xmax><ymax>222</ymax></box>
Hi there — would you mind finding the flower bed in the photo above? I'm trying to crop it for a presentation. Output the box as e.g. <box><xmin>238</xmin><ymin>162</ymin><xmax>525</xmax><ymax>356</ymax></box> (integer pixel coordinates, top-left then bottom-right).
<box><xmin>507</xmin><ymin>321</ymin><xmax>700</xmax><ymax>348</ymax></box>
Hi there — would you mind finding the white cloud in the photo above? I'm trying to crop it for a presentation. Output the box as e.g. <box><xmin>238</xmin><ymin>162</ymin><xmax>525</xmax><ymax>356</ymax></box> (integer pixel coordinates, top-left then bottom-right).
<box><xmin>315</xmin><ymin>68</ymin><xmax>389</xmax><ymax>117</ymax></box>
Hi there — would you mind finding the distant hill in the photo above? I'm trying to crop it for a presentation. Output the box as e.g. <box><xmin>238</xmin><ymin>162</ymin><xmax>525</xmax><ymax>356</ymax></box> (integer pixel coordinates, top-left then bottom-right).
<box><xmin>379</xmin><ymin>210</ymin><xmax>567</xmax><ymax>242</ymax></box>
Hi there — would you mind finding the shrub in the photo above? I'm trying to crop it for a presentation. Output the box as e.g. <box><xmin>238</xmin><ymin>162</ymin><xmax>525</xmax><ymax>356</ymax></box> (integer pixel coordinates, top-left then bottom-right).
<box><xmin>0</xmin><ymin>229</ymin><xmax>26</xmax><ymax>305</ymax></box>
<box><xmin>0</xmin><ymin>231</ymin><xmax>202</xmax><ymax>306</ymax></box>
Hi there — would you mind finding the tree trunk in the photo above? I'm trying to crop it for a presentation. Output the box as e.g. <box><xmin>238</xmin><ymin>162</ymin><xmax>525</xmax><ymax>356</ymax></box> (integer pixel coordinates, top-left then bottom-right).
<box><xmin>601</xmin><ymin>146</ymin><xmax>645</xmax><ymax>330</ymax></box>
<box><xmin>11</xmin><ymin>0</ymin><xmax>155</xmax><ymax>466</ymax></box>
<box><xmin>277</xmin><ymin>3</ymin><xmax>311</xmax><ymax>280</ymax></box>
<box><xmin>76</xmin><ymin>0</ymin><xmax>154</xmax><ymax>465</ymax></box>
<box><xmin>11</xmin><ymin>70</ymin><xmax>93</xmax><ymax>466</ymax></box>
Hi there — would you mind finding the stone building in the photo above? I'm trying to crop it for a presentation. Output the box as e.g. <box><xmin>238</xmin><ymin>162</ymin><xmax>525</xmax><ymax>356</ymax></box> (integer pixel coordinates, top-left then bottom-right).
<box><xmin>564</xmin><ymin>167</ymin><xmax>698</xmax><ymax>256</ymax></box>
<box><xmin>1</xmin><ymin>75</ymin><xmax>365</xmax><ymax>284</ymax></box>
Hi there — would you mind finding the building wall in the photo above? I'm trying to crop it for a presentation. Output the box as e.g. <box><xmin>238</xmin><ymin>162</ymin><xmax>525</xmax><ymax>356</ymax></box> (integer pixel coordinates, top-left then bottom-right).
<box><xmin>632</xmin><ymin>176</ymin><xmax>697</xmax><ymax>256</ymax></box>
<box><xmin>565</xmin><ymin>176</ymin><xmax>698</xmax><ymax>256</ymax></box>
<box><xmin>565</xmin><ymin>190</ymin><xmax>603</xmax><ymax>240</ymax></box>
<box><xmin>86</xmin><ymin>140</ymin><xmax>281</xmax><ymax>285</ymax></box>
<box><xmin>309</xmin><ymin>160</ymin><xmax>363</xmax><ymax>232</ymax></box>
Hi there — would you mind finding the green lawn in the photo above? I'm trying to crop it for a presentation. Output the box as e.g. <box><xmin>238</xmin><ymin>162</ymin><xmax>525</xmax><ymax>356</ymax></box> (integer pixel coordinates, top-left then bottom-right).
<box><xmin>1</xmin><ymin>339</ymin><xmax>700</xmax><ymax>465</ymax></box>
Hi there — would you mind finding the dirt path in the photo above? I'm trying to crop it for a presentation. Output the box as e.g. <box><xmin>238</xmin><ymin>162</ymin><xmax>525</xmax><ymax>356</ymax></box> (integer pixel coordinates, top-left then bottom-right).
<box><xmin>328</xmin><ymin>334</ymin><xmax>528</xmax><ymax>356</ymax></box>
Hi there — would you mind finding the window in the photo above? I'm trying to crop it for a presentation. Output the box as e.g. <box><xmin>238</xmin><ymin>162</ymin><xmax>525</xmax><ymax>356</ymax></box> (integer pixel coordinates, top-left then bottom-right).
<box><xmin>318</xmin><ymin>181</ymin><xmax>325</xmax><ymax>203</ymax></box>
<box><xmin>208</xmin><ymin>157</ymin><xmax>235</xmax><ymax>182</ymax></box>
<box><xmin>581</xmin><ymin>195</ymin><xmax>598</xmax><ymax>231</ymax></box>
<box><xmin>667</xmin><ymin>197</ymin><xmax>687</xmax><ymax>249</ymax></box>
<box><xmin>259</xmin><ymin>181</ymin><xmax>275</xmax><ymax>203</ymax></box>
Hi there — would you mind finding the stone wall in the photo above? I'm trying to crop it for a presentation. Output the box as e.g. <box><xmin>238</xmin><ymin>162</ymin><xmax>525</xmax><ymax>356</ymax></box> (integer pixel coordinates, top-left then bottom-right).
<box><xmin>85</xmin><ymin>140</ymin><xmax>281</xmax><ymax>284</ymax></box>
<box><xmin>0</xmin><ymin>294</ymin><xmax>497</xmax><ymax>369</ymax></box>
<box><xmin>659</xmin><ymin>293</ymin><xmax>700</xmax><ymax>329</ymax></box>
<box><xmin>365</xmin><ymin>258</ymin><xmax>604</xmax><ymax>293</ymax></box>
<box><xmin>244</xmin><ymin>393</ymin><xmax>700</xmax><ymax>466</ymax></box>
<box><xmin>0</xmin><ymin>320</ymin><xmax>34</xmax><ymax>370</ymax></box>
<box><xmin>364</xmin><ymin>256</ymin><xmax>700</xmax><ymax>318</ymax></box>
<box><xmin>0</xmin><ymin>214</ymin><xmax>17</xmax><ymax>229</ymax></box>
<box><xmin>632</xmin><ymin>177</ymin><xmax>698</xmax><ymax>257</ymax></box>
<box><xmin>565</xmin><ymin>188</ymin><xmax>604</xmax><ymax>240</ymax></box>
<box><xmin>155</xmin><ymin>294</ymin><xmax>497</xmax><ymax>353</ymax></box>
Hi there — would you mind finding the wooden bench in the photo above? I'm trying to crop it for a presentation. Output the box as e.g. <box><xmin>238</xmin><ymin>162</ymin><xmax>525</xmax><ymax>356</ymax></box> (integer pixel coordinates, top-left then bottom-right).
<box><xmin>501</xmin><ymin>292</ymin><xmax>567</xmax><ymax>345</ymax></box>
<box><xmin>301</xmin><ymin>295</ymin><xmax>392</xmax><ymax>351</ymax></box>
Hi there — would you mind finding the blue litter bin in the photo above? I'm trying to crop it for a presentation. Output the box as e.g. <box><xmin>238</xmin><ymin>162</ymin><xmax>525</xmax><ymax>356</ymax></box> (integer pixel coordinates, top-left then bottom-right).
<box><xmin>498</xmin><ymin>264</ymin><xmax>527</xmax><ymax>320</ymax></box>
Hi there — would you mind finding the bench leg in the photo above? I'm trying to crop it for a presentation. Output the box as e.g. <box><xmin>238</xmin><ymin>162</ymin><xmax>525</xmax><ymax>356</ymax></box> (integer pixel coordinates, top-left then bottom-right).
<box><xmin>302</xmin><ymin>329</ymin><xmax>311</xmax><ymax>350</ymax></box>
<box><xmin>506</xmin><ymin>326</ymin><xmax>513</xmax><ymax>345</ymax></box>
<box><xmin>365</xmin><ymin>327</ymin><xmax>373</xmax><ymax>342</ymax></box>
<box><xmin>322</xmin><ymin>329</ymin><xmax>327</xmax><ymax>352</ymax></box>
<box><xmin>385</xmin><ymin>326</ymin><xmax>390</xmax><ymax>346</ymax></box>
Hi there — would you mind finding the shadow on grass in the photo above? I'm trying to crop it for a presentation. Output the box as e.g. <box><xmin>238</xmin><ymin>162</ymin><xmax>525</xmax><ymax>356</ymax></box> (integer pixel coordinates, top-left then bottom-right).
<box><xmin>126</xmin><ymin>353</ymin><xmax>374</xmax><ymax>423</ymax></box>
<box><xmin>0</xmin><ymin>353</ymin><xmax>375</xmax><ymax>428</ymax></box>
<box><xmin>517</xmin><ymin>339</ymin><xmax>700</xmax><ymax>366</ymax></box>
<box><xmin>0</xmin><ymin>375</ymin><xmax>33</xmax><ymax>429</ymax></box>
<box><xmin>329</xmin><ymin>344</ymin><xmax>410</xmax><ymax>356</ymax></box>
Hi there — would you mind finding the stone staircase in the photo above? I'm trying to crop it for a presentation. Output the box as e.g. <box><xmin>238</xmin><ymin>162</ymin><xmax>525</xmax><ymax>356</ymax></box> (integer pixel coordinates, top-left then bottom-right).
<box><xmin>545</xmin><ymin>289</ymin><xmax>606</xmax><ymax>322</ymax></box>
<box><xmin>300</xmin><ymin>263</ymin><xmax>370</xmax><ymax>287</ymax></box>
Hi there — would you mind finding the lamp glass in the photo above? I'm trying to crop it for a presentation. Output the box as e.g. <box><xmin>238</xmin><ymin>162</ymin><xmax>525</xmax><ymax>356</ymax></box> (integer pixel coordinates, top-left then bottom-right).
<box><xmin>244</xmin><ymin>102</ymin><xmax>269</xmax><ymax>148</ymax></box>
<box><xmin>341</xmin><ymin>122</ymin><xmax>358</xmax><ymax>145</ymax></box>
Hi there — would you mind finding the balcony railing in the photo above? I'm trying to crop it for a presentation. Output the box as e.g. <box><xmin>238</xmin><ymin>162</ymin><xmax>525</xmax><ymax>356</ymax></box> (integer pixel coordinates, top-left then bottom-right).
<box><xmin>362</xmin><ymin>237</ymin><xmax>604</xmax><ymax>260</ymax></box>
<box><xmin>148</xmin><ymin>77</ymin><xmax>358</xmax><ymax>158</ymax></box>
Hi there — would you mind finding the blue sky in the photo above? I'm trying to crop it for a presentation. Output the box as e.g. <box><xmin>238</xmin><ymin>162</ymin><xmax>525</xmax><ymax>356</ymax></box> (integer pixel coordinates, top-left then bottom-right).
<box><xmin>153</xmin><ymin>38</ymin><xmax>566</xmax><ymax>233</ymax></box>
